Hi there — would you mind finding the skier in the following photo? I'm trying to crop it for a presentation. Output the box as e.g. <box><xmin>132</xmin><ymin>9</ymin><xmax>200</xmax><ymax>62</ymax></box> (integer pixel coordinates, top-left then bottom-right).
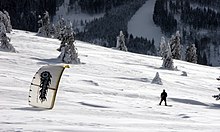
<box><xmin>159</xmin><ymin>89</ymin><xmax>167</xmax><ymax>106</ymax></box>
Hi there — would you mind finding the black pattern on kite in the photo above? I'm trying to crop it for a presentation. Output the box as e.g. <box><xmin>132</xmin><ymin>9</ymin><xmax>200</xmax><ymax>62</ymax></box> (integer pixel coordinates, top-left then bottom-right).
<box><xmin>39</xmin><ymin>71</ymin><xmax>52</xmax><ymax>102</ymax></box>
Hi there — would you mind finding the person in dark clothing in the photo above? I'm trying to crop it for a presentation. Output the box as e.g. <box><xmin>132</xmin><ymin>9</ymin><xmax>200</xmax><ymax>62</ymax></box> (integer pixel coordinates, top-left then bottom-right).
<box><xmin>159</xmin><ymin>89</ymin><xmax>167</xmax><ymax>106</ymax></box>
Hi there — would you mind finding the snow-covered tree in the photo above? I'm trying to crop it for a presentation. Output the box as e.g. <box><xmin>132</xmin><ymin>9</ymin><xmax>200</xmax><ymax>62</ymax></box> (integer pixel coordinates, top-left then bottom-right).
<box><xmin>0</xmin><ymin>11</ymin><xmax>12</xmax><ymax>33</ymax></box>
<box><xmin>159</xmin><ymin>36</ymin><xmax>168</xmax><ymax>59</ymax></box>
<box><xmin>0</xmin><ymin>32</ymin><xmax>16</xmax><ymax>52</ymax></box>
<box><xmin>58</xmin><ymin>25</ymin><xmax>80</xmax><ymax>64</ymax></box>
<box><xmin>160</xmin><ymin>37</ymin><xmax>174</xmax><ymax>70</ymax></box>
<box><xmin>169</xmin><ymin>31</ymin><xmax>181</xmax><ymax>60</ymax></box>
<box><xmin>0</xmin><ymin>22</ymin><xmax>6</xmax><ymax>34</ymax></box>
<box><xmin>3</xmin><ymin>10</ymin><xmax>12</xmax><ymax>33</ymax></box>
<box><xmin>37</xmin><ymin>11</ymin><xmax>52</xmax><ymax>38</ymax></box>
<box><xmin>151</xmin><ymin>72</ymin><xmax>163</xmax><ymax>85</ymax></box>
<box><xmin>116</xmin><ymin>31</ymin><xmax>127</xmax><ymax>51</ymax></box>
<box><xmin>185</xmin><ymin>44</ymin><xmax>197</xmax><ymax>63</ymax></box>
<box><xmin>163</xmin><ymin>50</ymin><xmax>174</xmax><ymax>70</ymax></box>
<box><xmin>55</xmin><ymin>18</ymin><xmax>66</xmax><ymax>40</ymax></box>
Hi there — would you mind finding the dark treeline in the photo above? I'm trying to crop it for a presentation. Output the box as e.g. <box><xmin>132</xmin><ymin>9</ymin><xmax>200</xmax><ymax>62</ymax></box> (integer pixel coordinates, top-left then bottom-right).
<box><xmin>75</xmin><ymin>0</ymin><xmax>136</xmax><ymax>14</ymax></box>
<box><xmin>153</xmin><ymin>0</ymin><xmax>220</xmax><ymax>34</ymax></box>
<box><xmin>0</xmin><ymin>0</ymin><xmax>56</xmax><ymax>32</ymax></box>
<box><xmin>181</xmin><ymin>1</ymin><xmax>220</xmax><ymax>30</ymax></box>
<box><xmin>153</xmin><ymin>0</ymin><xmax>177</xmax><ymax>35</ymax></box>
<box><xmin>153</xmin><ymin>0</ymin><xmax>220</xmax><ymax>66</ymax></box>
<box><xmin>76</xmin><ymin>0</ymin><xmax>156</xmax><ymax>56</ymax></box>
<box><xmin>190</xmin><ymin>0</ymin><xmax>220</xmax><ymax>8</ymax></box>
<box><xmin>128</xmin><ymin>36</ymin><xmax>156</xmax><ymax>55</ymax></box>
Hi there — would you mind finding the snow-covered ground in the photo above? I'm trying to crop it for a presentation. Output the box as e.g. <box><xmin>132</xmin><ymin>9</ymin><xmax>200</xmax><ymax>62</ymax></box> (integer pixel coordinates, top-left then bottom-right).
<box><xmin>1</xmin><ymin>30</ymin><xmax>220</xmax><ymax>131</ymax></box>
<box><xmin>128</xmin><ymin>0</ymin><xmax>164</xmax><ymax>47</ymax></box>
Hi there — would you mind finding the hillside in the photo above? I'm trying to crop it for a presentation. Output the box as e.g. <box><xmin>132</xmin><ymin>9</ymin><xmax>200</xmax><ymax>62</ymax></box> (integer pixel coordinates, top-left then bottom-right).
<box><xmin>153</xmin><ymin>0</ymin><xmax>220</xmax><ymax>66</ymax></box>
<box><xmin>1</xmin><ymin>30</ymin><xmax>220</xmax><ymax>131</ymax></box>
<box><xmin>128</xmin><ymin>0</ymin><xmax>164</xmax><ymax>47</ymax></box>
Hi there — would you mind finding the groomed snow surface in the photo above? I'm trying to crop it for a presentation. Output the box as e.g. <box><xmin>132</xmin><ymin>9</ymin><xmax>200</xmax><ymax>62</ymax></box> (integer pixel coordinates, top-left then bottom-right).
<box><xmin>1</xmin><ymin>30</ymin><xmax>220</xmax><ymax>132</ymax></box>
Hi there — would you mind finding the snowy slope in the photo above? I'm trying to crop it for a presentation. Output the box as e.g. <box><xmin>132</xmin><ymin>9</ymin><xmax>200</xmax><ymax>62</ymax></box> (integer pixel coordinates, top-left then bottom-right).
<box><xmin>1</xmin><ymin>30</ymin><xmax>220</xmax><ymax>131</ymax></box>
<box><xmin>128</xmin><ymin>0</ymin><xmax>164</xmax><ymax>47</ymax></box>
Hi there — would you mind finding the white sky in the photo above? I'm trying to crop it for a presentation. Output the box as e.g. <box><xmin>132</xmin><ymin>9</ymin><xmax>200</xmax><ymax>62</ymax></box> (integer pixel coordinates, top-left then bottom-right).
<box><xmin>0</xmin><ymin>30</ymin><xmax>220</xmax><ymax>131</ymax></box>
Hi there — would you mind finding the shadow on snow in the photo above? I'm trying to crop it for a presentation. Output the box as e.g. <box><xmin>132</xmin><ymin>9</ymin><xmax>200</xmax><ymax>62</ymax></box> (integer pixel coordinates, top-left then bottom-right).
<box><xmin>78</xmin><ymin>102</ymin><xmax>110</xmax><ymax>109</ymax></box>
<box><xmin>11</xmin><ymin>107</ymin><xmax>49</xmax><ymax>111</ymax></box>
<box><xmin>170</xmin><ymin>98</ymin><xmax>209</xmax><ymax>106</ymax></box>
<box><xmin>30</xmin><ymin>57</ymin><xmax>62</xmax><ymax>65</ymax></box>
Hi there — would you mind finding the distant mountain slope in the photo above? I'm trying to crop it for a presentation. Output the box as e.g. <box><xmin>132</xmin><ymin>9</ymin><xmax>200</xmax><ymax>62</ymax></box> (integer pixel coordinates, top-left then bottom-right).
<box><xmin>1</xmin><ymin>30</ymin><xmax>220</xmax><ymax>131</ymax></box>
<box><xmin>128</xmin><ymin>0</ymin><xmax>164</xmax><ymax>47</ymax></box>
<box><xmin>153</xmin><ymin>0</ymin><xmax>220</xmax><ymax>66</ymax></box>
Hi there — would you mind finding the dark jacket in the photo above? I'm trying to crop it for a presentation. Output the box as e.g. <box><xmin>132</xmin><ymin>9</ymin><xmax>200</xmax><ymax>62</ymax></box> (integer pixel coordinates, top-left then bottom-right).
<box><xmin>161</xmin><ymin>91</ymin><xmax>167</xmax><ymax>99</ymax></box>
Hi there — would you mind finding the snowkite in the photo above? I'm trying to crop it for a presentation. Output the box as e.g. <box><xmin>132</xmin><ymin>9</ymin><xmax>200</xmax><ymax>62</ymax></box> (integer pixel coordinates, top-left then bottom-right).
<box><xmin>28</xmin><ymin>65</ymin><xmax>69</xmax><ymax>109</ymax></box>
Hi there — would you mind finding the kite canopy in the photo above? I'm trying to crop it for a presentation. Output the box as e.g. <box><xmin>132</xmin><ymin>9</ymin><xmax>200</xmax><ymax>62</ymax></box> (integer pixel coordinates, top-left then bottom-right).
<box><xmin>29</xmin><ymin>65</ymin><xmax>69</xmax><ymax>109</ymax></box>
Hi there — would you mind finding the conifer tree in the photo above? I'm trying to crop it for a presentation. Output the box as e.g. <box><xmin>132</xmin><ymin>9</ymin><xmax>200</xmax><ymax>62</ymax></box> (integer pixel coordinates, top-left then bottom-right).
<box><xmin>0</xmin><ymin>11</ymin><xmax>12</xmax><ymax>33</ymax></box>
<box><xmin>169</xmin><ymin>31</ymin><xmax>181</xmax><ymax>60</ymax></box>
<box><xmin>55</xmin><ymin>18</ymin><xmax>66</xmax><ymax>40</ymax></box>
<box><xmin>58</xmin><ymin>23</ymin><xmax>80</xmax><ymax>64</ymax></box>
<box><xmin>159</xmin><ymin>37</ymin><xmax>167</xmax><ymax>59</ymax></box>
<box><xmin>160</xmin><ymin>37</ymin><xmax>174</xmax><ymax>70</ymax></box>
<box><xmin>185</xmin><ymin>44</ymin><xmax>197</xmax><ymax>63</ymax></box>
<box><xmin>0</xmin><ymin>22</ymin><xmax>6</xmax><ymax>34</ymax></box>
<box><xmin>37</xmin><ymin>11</ymin><xmax>52</xmax><ymax>38</ymax></box>
<box><xmin>3</xmin><ymin>10</ymin><xmax>12</xmax><ymax>33</ymax></box>
<box><xmin>116</xmin><ymin>31</ymin><xmax>127</xmax><ymax>51</ymax></box>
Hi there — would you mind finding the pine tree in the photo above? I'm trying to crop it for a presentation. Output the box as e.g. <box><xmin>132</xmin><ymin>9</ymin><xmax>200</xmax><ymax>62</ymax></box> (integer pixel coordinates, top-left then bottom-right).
<box><xmin>37</xmin><ymin>11</ymin><xmax>52</xmax><ymax>38</ymax></box>
<box><xmin>58</xmin><ymin>25</ymin><xmax>80</xmax><ymax>64</ymax></box>
<box><xmin>169</xmin><ymin>31</ymin><xmax>181</xmax><ymax>60</ymax></box>
<box><xmin>0</xmin><ymin>22</ymin><xmax>6</xmax><ymax>34</ymax></box>
<box><xmin>0</xmin><ymin>11</ymin><xmax>12</xmax><ymax>33</ymax></box>
<box><xmin>185</xmin><ymin>44</ymin><xmax>197</xmax><ymax>63</ymax></box>
<box><xmin>160</xmin><ymin>36</ymin><xmax>174</xmax><ymax>70</ymax></box>
<box><xmin>55</xmin><ymin>18</ymin><xmax>66</xmax><ymax>40</ymax></box>
<box><xmin>159</xmin><ymin>36</ymin><xmax>167</xmax><ymax>59</ymax></box>
<box><xmin>116</xmin><ymin>31</ymin><xmax>128</xmax><ymax>51</ymax></box>
<box><xmin>3</xmin><ymin>10</ymin><xmax>12</xmax><ymax>33</ymax></box>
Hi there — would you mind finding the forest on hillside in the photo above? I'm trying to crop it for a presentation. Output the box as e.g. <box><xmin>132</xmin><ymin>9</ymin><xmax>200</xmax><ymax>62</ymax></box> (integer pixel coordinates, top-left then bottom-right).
<box><xmin>76</xmin><ymin>0</ymin><xmax>157</xmax><ymax>56</ymax></box>
<box><xmin>153</xmin><ymin>0</ymin><xmax>220</xmax><ymax>66</ymax></box>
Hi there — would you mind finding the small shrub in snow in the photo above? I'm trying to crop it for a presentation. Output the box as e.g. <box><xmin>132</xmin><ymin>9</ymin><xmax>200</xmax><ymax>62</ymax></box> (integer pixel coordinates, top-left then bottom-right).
<box><xmin>213</xmin><ymin>88</ymin><xmax>220</xmax><ymax>100</ymax></box>
<box><xmin>0</xmin><ymin>32</ymin><xmax>16</xmax><ymax>52</ymax></box>
<box><xmin>151</xmin><ymin>72</ymin><xmax>163</xmax><ymax>85</ymax></box>
<box><xmin>181</xmin><ymin>71</ymin><xmax>187</xmax><ymax>76</ymax></box>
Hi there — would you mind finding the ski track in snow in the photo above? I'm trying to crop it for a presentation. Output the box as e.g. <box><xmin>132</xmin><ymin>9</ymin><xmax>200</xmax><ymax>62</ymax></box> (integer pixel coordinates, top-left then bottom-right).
<box><xmin>128</xmin><ymin>0</ymin><xmax>164</xmax><ymax>47</ymax></box>
<box><xmin>0</xmin><ymin>30</ymin><xmax>220</xmax><ymax>131</ymax></box>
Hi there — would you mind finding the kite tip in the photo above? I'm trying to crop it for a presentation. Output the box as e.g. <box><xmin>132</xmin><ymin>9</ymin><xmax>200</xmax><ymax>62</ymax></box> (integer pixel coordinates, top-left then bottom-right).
<box><xmin>63</xmin><ymin>65</ymin><xmax>70</xmax><ymax>68</ymax></box>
